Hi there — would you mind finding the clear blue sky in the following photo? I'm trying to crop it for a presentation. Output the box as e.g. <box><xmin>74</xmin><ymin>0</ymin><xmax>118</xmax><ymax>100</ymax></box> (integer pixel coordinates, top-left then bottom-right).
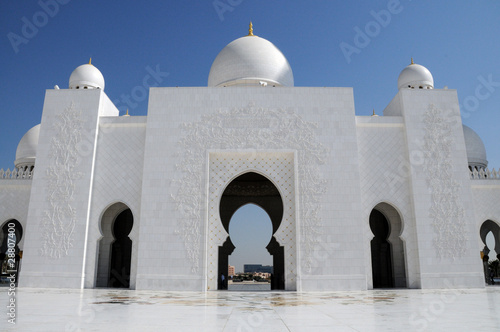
<box><xmin>229</xmin><ymin>204</ymin><xmax>273</xmax><ymax>273</ymax></box>
<box><xmin>1</xmin><ymin>1</ymin><xmax>499</xmax><ymax>271</ymax></box>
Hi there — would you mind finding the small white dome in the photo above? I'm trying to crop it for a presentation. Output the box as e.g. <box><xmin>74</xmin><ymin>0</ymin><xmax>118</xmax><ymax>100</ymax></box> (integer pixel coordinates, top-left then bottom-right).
<box><xmin>398</xmin><ymin>59</ymin><xmax>433</xmax><ymax>90</ymax></box>
<box><xmin>15</xmin><ymin>124</ymin><xmax>40</xmax><ymax>169</ymax></box>
<box><xmin>463</xmin><ymin>124</ymin><xmax>488</xmax><ymax>169</ymax></box>
<box><xmin>69</xmin><ymin>61</ymin><xmax>105</xmax><ymax>90</ymax></box>
<box><xmin>208</xmin><ymin>24</ymin><xmax>293</xmax><ymax>87</ymax></box>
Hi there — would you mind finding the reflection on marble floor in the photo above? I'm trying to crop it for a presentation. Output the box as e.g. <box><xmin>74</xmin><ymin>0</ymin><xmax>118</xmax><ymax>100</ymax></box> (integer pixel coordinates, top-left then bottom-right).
<box><xmin>227</xmin><ymin>282</ymin><xmax>270</xmax><ymax>291</ymax></box>
<box><xmin>2</xmin><ymin>287</ymin><xmax>500</xmax><ymax>331</ymax></box>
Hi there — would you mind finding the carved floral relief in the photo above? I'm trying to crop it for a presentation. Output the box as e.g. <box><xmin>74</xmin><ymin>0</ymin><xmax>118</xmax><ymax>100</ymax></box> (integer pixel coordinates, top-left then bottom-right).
<box><xmin>173</xmin><ymin>103</ymin><xmax>327</xmax><ymax>272</ymax></box>
<box><xmin>423</xmin><ymin>104</ymin><xmax>466</xmax><ymax>259</ymax></box>
<box><xmin>40</xmin><ymin>103</ymin><xmax>83</xmax><ymax>259</ymax></box>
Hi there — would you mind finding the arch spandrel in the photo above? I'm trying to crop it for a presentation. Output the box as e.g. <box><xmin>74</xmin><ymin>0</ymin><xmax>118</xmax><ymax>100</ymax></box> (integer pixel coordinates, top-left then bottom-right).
<box><xmin>219</xmin><ymin>172</ymin><xmax>284</xmax><ymax>234</ymax></box>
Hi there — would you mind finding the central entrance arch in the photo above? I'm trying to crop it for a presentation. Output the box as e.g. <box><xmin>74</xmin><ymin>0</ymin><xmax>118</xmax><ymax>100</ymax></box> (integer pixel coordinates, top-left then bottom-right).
<box><xmin>207</xmin><ymin>152</ymin><xmax>297</xmax><ymax>291</ymax></box>
<box><xmin>218</xmin><ymin>172</ymin><xmax>285</xmax><ymax>290</ymax></box>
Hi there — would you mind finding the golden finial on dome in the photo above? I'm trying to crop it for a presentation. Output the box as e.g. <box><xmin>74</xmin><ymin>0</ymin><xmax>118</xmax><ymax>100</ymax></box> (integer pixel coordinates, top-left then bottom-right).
<box><xmin>410</xmin><ymin>57</ymin><xmax>414</xmax><ymax>65</ymax></box>
<box><xmin>89</xmin><ymin>57</ymin><xmax>92</xmax><ymax>65</ymax></box>
<box><xmin>373</xmin><ymin>109</ymin><xmax>376</xmax><ymax>116</ymax></box>
<box><xmin>125</xmin><ymin>109</ymin><xmax>130</xmax><ymax>116</ymax></box>
<box><xmin>248</xmin><ymin>21</ymin><xmax>254</xmax><ymax>36</ymax></box>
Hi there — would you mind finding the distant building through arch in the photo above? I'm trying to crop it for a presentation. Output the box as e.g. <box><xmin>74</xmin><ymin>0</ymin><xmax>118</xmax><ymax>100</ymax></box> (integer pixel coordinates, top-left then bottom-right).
<box><xmin>219</xmin><ymin>172</ymin><xmax>285</xmax><ymax>290</ymax></box>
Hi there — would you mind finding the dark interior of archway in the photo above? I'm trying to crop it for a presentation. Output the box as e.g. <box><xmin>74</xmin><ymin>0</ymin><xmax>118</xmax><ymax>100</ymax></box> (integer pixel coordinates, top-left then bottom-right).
<box><xmin>109</xmin><ymin>209</ymin><xmax>133</xmax><ymax>288</ymax></box>
<box><xmin>479</xmin><ymin>220</ymin><xmax>500</xmax><ymax>284</ymax></box>
<box><xmin>0</xmin><ymin>220</ymin><xmax>23</xmax><ymax>281</ymax></box>
<box><xmin>218</xmin><ymin>172</ymin><xmax>285</xmax><ymax>290</ymax></box>
<box><xmin>0</xmin><ymin>220</ymin><xmax>23</xmax><ymax>255</ymax></box>
<box><xmin>480</xmin><ymin>220</ymin><xmax>500</xmax><ymax>261</ymax></box>
<box><xmin>370</xmin><ymin>209</ymin><xmax>394</xmax><ymax>288</ymax></box>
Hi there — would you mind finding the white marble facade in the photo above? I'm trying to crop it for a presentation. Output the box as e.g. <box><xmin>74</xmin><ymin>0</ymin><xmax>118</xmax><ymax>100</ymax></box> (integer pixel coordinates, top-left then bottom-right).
<box><xmin>1</xmin><ymin>28</ymin><xmax>499</xmax><ymax>291</ymax></box>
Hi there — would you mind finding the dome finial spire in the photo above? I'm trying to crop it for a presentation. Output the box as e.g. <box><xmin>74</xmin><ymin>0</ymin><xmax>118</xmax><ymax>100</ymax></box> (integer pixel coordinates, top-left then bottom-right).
<box><xmin>410</xmin><ymin>57</ymin><xmax>414</xmax><ymax>65</ymax></box>
<box><xmin>248</xmin><ymin>21</ymin><xmax>254</xmax><ymax>36</ymax></box>
<box><xmin>89</xmin><ymin>57</ymin><xmax>92</xmax><ymax>65</ymax></box>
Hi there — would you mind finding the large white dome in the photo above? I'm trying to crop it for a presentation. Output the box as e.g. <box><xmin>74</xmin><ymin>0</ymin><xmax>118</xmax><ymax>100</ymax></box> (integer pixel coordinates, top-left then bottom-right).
<box><xmin>208</xmin><ymin>25</ymin><xmax>293</xmax><ymax>87</ymax></box>
<box><xmin>463</xmin><ymin>124</ymin><xmax>488</xmax><ymax>169</ymax></box>
<box><xmin>69</xmin><ymin>61</ymin><xmax>105</xmax><ymax>90</ymax></box>
<box><xmin>15</xmin><ymin>124</ymin><xmax>40</xmax><ymax>169</ymax></box>
<box><xmin>398</xmin><ymin>59</ymin><xmax>433</xmax><ymax>90</ymax></box>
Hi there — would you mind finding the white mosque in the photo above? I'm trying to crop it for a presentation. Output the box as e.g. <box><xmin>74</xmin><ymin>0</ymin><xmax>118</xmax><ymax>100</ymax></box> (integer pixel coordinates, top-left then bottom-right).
<box><xmin>1</xmin><ymin>24</ymin><xmax>499</xmax><ymax>291</ymax></box>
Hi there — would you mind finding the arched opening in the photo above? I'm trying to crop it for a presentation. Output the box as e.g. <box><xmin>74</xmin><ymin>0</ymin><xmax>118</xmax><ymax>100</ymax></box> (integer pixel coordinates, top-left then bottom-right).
<box><xmin>218</xmin><ymin>172</ymin><xmax>284</xmax><ymax>290</ymax></box>
<box><xmin>227</xmin><ymin>204</ymin><xmax>274</xmax><ymax>289</ymax></box>
<box><xmin>370</xmin><ymin>210</ymin><xmax>393</xmax><ymax>288</ymax></box>
<box><xmin>0</xmin><ymin>220</ymin><xmax>23</xmax><ymax>285</ymax></box>
<box><xmin>369</xmin><ymin>203</ymin><xmax>407</xmax><ymax>288</ymax></box>
<box><xmin>479</xmin><ymin>220</ymin><xmax>500</xmax><ymax>284</ymax></box>
<box><xmin>96</xmin><ymin>203</ymin><xmax>133</xmax><ymax>288</ymax></box>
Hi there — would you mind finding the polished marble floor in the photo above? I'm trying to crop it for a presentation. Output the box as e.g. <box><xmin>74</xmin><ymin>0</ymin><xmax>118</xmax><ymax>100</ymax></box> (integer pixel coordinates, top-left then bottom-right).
<box><xmin>227</xmin><ymin>281</ymin><xmax>270</xmax><ymax>291</ymax></box>
<box><xmin>1</xmin><ymin>286</ymin><xmax>500</xmax><ymax>331</ymax></box>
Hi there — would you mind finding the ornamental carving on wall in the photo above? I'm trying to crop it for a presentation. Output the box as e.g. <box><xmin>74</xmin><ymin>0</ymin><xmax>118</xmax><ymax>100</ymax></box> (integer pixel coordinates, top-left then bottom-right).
<box><xmin>40</xmin><ymin>102</ymin><xmax>83</xmax><ymax>258</ymax></box>
<box><xmin>423</xmin><ymin>104</ymin><xmax>466</xmax><ymax>259</ymax></box>
<box><xmin>173</xmin><ymin>102</ymin><xmax>327</xmax><ymax>272</ymax></box>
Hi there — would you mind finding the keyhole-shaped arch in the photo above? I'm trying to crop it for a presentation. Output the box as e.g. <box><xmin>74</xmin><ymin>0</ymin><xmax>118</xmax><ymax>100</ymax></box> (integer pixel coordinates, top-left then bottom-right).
<box><xmin>369</xmin><ymin>203</ymin><xmax>407</xmax><ymax>289</ymax></box>
<box><xmin>0</xmin><ymin>220</ymin><xmax>23</xmax><ymax>282</ymax></box>
<box><xmin>96</xmin><ymin>203</ymin><xmax>133</xmax><ymax>288</ymax></box>
<box><xmin>218</xmin><ymin>172</ymin><xmax>285</xmax><ymax>290</ymax></box>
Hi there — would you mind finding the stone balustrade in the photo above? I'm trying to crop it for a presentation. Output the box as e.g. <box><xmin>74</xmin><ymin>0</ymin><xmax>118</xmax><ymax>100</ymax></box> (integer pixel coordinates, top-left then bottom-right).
<box><xmin>470</xmin><ymin>167</ymin><xmax>500</xmax><ymax>180</ymax></box>
<box><xmin>0</xmin><ymin>167</ymin><xmax>33</xmax><ymax>179</ymax></box>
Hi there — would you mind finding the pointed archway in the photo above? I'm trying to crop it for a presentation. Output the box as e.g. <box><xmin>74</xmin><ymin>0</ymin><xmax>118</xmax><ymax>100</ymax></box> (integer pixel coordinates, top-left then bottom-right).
<box><xmin>369</xmin><ymin>203</ymin><xmax>407</xmax><ymax>288</ymax></box>
<box><xmin>0</xmin><ymin>220</ymin><xmax>23</xmax><ymax>284</ymax></box>
<box><xmin>96</xmin><ymin>203</ymin><xmax>133</xmax><ymax>288</ymax></box>
<box><xmin>370</xmin><ymin>209</ymin><xmax>393</xmax><ymax>288</ymax></box>
<box><xmin>479</xmin><ymin>220</ymin><xmax>500</xmax><ymax>284</ymax></box>
<box><xmin>218</xmin><ymin>172</ymin><xmax>284</xmax><ymax>290</ymax></box>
